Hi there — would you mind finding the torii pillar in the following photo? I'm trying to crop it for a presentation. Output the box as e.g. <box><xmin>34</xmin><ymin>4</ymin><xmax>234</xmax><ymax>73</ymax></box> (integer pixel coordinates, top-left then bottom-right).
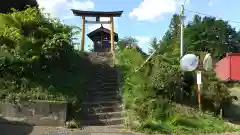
<box><xmin>71</xmin><ymin>9</ymin><xmax>123</xmax><ymax>57</ymax></box>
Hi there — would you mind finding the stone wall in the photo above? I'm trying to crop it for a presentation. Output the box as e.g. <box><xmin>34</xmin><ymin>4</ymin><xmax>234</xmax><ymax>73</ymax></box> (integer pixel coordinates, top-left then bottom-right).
<box><xmin>87</xmin><ymin>52</ymin><xmax>114</xmax><ymax>66</ymax></box>
<box><xmin>0</xmin><ymin>100</ymin><xmax>67</xmax><ymax>126</ymax></box>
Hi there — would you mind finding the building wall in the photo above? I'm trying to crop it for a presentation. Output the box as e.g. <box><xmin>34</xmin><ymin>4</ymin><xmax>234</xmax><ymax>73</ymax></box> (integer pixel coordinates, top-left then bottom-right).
<box><xmin>214</xmin><ymin>56</ymin><xmax>230</xmax><ymax>80</ymax></box>
<box><xmin>230</xmin><ymin>55</ymin><xmax>240</xmax><ymax>81</ymax></box>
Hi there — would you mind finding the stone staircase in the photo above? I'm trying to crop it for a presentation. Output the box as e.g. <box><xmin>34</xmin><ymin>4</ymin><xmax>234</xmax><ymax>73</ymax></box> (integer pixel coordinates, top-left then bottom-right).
<box><xmin>81</xmin><ymin>52</ymin><xmax>123</xmax><ymax>126</ymax></box>
<box><xmin>87</xmin><ymin>52</ymin><xmax>114</xmax><ymax>66</ymax></box>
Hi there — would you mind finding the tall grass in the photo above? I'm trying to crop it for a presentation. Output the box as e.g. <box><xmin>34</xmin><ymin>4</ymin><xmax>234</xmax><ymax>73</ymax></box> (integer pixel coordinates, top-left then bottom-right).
<box><xmin>117</xmin><ymin>47</ymin><xmax>240</xmax><ymax>134</ymax></box>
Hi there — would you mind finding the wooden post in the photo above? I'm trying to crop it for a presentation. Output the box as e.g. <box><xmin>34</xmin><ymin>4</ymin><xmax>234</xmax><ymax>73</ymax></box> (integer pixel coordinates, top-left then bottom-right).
<box><xmin>196</xmin><ymin>71</ymin><xmax>202</xmax><ymax>111</ymax></box>
<box><xmin>110</xmin><ymin>17</ymin><xmax>115</xmax><ymax>57</ymax></box>
<box><xmin>81</xmin><ymin>16</ymin><xmax>85</xmax><ymax>51</ymax></box>
<box><xmin>197</xmin><ymin>84</ymin><xmax>201</xmax><ymax>111</ymax></box>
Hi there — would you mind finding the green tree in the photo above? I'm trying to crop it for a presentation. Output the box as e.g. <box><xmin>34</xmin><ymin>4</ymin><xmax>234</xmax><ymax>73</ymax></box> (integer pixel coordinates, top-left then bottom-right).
<box><xmin>0</xmin><ymin>0</ymin><xmax>38</xmax><ymax>13</ymax></box>
<box><xmin>117</xmin><ymin>36</ymin><xmax>138</xmax><ymax>49</ymax></box>
<box><xmin>149</xmin><ymin>37</ymin><xmax>159</xmax><ymax>54</ymax></box>
<box><xmin>184</xmin><ymin>15</ymin><xmax>240</xmax><ymax>60</ymax></box>
<box><xmin>117</xmin><ymin>36</ymin><xmax>147</xmax><ymax>56</ymax></box>
<box><xmin>156</xmin><ymin>14</ymin><xmax>181</xmax><ymax>58</ymax></box>
<box><xmin>0</xmin><ymin>7</ymin><xmax>83</xmax><ymax>102</ymax></box>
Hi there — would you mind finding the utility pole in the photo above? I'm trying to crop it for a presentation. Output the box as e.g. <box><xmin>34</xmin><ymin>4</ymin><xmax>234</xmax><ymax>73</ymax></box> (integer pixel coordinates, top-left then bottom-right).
<box><xmin>180</xmin><ymin>5</ymin><xmax>185</xmax><ymax>58</ymax></box>
<box><xmin>180</xmin><ymin>5</ymin><xmax>185</xmax><ymax>102</ymax></box>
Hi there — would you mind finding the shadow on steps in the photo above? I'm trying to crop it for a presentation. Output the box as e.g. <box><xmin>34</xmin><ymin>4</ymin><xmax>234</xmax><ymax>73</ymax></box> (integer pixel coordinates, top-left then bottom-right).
<box><xmin>80</xmin><ymin>64</ymin><xmax>123</xmax><ymax>127</ymax></box>
<box><xmin>0</xmin><ymin>117</ymin><xmax>33</xmax><ymax>135</ymax></box>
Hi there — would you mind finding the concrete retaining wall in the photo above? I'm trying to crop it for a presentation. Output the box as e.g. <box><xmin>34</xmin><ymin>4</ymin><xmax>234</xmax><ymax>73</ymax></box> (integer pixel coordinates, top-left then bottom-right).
<box><xmin>0</xmin><ymin>100</ymin><xmax>67</xmax><ymax>126</ymax></box>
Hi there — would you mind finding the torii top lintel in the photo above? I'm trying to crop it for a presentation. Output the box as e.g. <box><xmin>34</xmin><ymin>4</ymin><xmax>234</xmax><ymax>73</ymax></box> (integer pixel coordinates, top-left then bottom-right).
<box><xmin>71</xmin><ymin>9</ymin><xmax>123</xmax><ymax>17</ymax></box>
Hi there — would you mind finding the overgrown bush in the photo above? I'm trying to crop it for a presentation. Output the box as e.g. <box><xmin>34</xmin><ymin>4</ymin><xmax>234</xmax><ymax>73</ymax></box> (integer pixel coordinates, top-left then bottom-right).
<box><xmin>117</xmin><ymin>48</ymin><xmax>179</xmax><ymax>127</ymax></box>
<box><xmin>151</xmin><ymin>55</ymin><xmax>182</xmax><ymax>100</ymax></box>
<box><xmin>117</xmin><ymin>47</ymin><xmax>150</xmax><ymax>126</ymax></box>
<box><xmin>201</xmin><ymin>70</ymin><xmax>237</xmax><ymax>115</ymax></box>
<box><xmin>117</xmin><ymin>44</ymin><xmax>240</xmax><ymax>134</ymax></box>
<box><xmin>0</xmin><ymin>7</ymin><xmax>91</xmax><ymax>103</ymax></box>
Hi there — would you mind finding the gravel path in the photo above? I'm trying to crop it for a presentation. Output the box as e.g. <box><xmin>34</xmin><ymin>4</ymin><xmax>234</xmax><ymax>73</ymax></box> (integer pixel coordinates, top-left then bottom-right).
<box><xmin>1</xmin><ymin>124</ymin><xmax>240</xmax><ymax>135</ymax></box>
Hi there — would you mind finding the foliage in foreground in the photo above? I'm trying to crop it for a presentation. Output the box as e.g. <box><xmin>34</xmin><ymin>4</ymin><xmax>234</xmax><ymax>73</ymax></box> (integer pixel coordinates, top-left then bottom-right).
<box><xmin>0</xmin><ymin>0</ymin><xmax>38</xmax><ymax>14</ymax></box>
<box><xmin>138</xmin><ymin>111</ymin><xmax>239</xmax><ymax>135</ymax></box>
<box><xmin>118</xmin><ymin>13</ymin><xmax>240</xmax><ymax>134</ymax></box>
<box><xmin>0</xmin><ymin>7</ymin><xmax>91</xmax><ymax>102</ymax></box>
<box><xmin>117</xmin><ymin>40</ymin><xmax>240</xmax><ymax>134</ymax></box>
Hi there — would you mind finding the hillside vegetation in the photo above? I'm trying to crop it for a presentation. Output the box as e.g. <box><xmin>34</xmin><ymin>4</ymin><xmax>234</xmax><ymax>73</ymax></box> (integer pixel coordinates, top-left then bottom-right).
<box><xmin>116</xmin><ymin>14</ymin><xmax>240</xmax><ymax>134</ymax></box>
<box><xmin>117</xmin><ymin>47</ymin><xmax>239</xmax><ymax>134</ymax></box>
<box><xmin>1</xmin><ymin>7</ymin><xmax>240</xmax><ymax>134</ymax></box>
<box><xmin>0</xmin><ymin>0</ymin><xmax>38</xmax><ymax>13</ymax></box>
<box><xmin>0</xmin><ymin>7</ymin><xmax>91</xmax><ymax>102</ymax></box>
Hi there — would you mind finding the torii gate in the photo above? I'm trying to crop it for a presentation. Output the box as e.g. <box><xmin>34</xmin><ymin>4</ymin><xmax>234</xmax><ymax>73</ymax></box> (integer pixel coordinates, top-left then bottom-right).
<box><xmin>71</xmin><ymin>9</ymin><xmax>123</xmax><ymax>57</ymax></box>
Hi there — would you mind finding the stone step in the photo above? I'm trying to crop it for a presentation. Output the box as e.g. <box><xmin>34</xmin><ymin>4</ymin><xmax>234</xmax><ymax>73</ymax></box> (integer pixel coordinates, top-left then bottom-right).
<box><xmin>93</xmin><ymin>71</ymin><xmax>116</xmax><ymax>74</ymax></box>
<box><xmin>87</xmin><ymin>86</ymin><xmax>118</xmax><ymax>92</ymax></box>
<box><xmin>88</xmin><ymin>82</ymin><xmax>117</xmax><ymax>85</ymax></box>
<box><xmin>88</xmin><ymin>57</ymin><xmax>113</xmax><ymax>60</ymax></box>
<box><xmin>82</xmin><ymin>101</ymin><xmax>121</xmax><ymax>108</ymax></box>
<box><xmin>89</xmin><ymin>57</ymin><xmax>113</xmax><ymax>61</ymax></box>
<box><xmin>95</xmin><ymin>70</ymin><xmax>116</xmax><ymax>73</ymax></box>
<box><xmin>88</xmin><ymin>85</ymin><xmax>118</xmax><ymax>89</ymax></box>
<box><xmin>91</xmin><ymin>60</ymin><xmax>113</xmax><ymax>65</ymax></box>
<box><xmin>94</xmin><ymin>71</ymin><xmax>116</xmax><ymax>74</ymax></box>
<box><xmin>92</xmin><ymin>75</ymin><xmax>117</xmax><ymax>80</ymax></box>
<box><xmin>83</xmin><ymin>112</ymin><xmax>122</xmax><ymax>121</ymax></box>
<box><xmin>88</xmin><ymin>54</ymin><xmax>112</xmax><ymax>58</ymax></box>
<box><xmin>85</xmin><ymin>97</ymin><xmax>121</xmax><ymax>102</ymax></box>
<box><xmin>89</xmin><ymin>78</ymin><xmax>117</xmax><ymax>82</ymax></box>
<box><xmin>88</xmin><ymin>86</ymin><xmax>118</xmax><ymax>90</ymax></box>
<box><xmin>88</xmin><ymin>82</ymin><xmax>118</xmax><ymax>87</ymax></box>
<box><xmin>93</xmin><ymin>70</ymin><xmax>116</xmax><ymax>73</ymax></box>
<box><xmin>93</xmin><ymin>66</ymin><xmax>115</xmax><ymax>69</ymax></box>
<box><xmin>85</xmin><ymin>93</ymin><xmax>121</xmax><ymax>101</ymax></box>
<box><xmin>88</xmin><ymin>82</ymin><xmax>117</xmax><ymax>86</ymax></box>
<box><xmin>87</xmin><ymin>52</ymin><xmax>112</xmax><ymax>58</ymax></box>
<box><xmin>95</xmin><ymin>67</ymin><xmax>116</xmax><ymax>70</ymax></box>
<box><xmin>83</xmin><ymin>105</ymin><xmax>122</xmax><ymax>114</ymax></box>
<box><xmin>91</xmin><ymin>79</ymin><xmax>118</xmax><ymax>84</ymax></box>
<box><xmin>88</xmin><ymin>85</ymin><xmax>117</xmax><ymax>88</ymax></box>
<box><xmin>81</xmin><ymin>118</ymin><xmax>124</xmax><ymax>126</ymax></box>
<box><xmin>86</xmin><ymin>91</ymin><xmax>120</xmax><ymax>97</ymax></box>
<box><xmin>85</xmin><ymin>95</ymin><xmax>121</xmax><ymax>102</ymax></box>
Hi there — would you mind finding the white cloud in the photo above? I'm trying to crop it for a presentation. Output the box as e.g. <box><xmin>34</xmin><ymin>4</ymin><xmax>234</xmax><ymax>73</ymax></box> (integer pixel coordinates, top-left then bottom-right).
<box><xmin>88</xmin><ymin>17</ymin><xmax>119</xmax><ymax>32</ymax></box>
<box><xmin>37</xmin><ymin>0</ymin><xmax>94</xmax><ymax>19</ymax></box>
<box><xmin>129</xmin><ymin>0</ymin><xmax>188</xmax><ymax>21</ymax></box>
<box><xmin>207</xmin><ymin>0</ymin><xmax>213</xmax><ymax>6</ymax></box>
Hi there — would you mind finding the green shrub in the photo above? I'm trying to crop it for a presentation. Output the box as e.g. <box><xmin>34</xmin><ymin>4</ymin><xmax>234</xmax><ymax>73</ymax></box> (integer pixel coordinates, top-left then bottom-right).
<box><xmin>117</xmin><ymin>48</ymin><xmax>177</xmax><ymax>127</ymax></box>
<box><xmin>150</xmin><ymin>55</ymin><xmax>182</xmax><ymax>100</ymax></box>
<box><xmin>200</xmin><ymin>70</ymin><xmax>236</xmax><ymax>115</ymax></box>
<box><xmin>117</xmin><ymin>47</ymin><xmax>240</xmax><ymax>134</ymax></box>
<box><xmin>0</xmin><ymin>7</ymin><xmax>90</xmax><ymax>103</ymax></box>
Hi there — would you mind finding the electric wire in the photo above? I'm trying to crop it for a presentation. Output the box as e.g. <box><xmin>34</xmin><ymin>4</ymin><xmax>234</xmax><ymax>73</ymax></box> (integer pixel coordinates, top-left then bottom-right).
<box><xmin>185</xmin><ymin>8</ymin><xmax>240</xmax><ymax>24</ymax></box>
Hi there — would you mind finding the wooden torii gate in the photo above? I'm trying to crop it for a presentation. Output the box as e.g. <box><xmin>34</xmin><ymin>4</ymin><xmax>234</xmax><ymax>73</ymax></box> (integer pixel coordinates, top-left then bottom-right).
<box><xmin>71</xmin><ymin>9</ymin><xmax>123</xmax><ymax>56</ymax></box>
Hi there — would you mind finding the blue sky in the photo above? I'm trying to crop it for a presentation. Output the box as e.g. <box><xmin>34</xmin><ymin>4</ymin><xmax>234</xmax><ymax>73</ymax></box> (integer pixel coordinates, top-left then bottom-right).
<box><xmin>36</xmin><ymin>0</ymin><xmax>240</xmax><ymax>53</ymax></box>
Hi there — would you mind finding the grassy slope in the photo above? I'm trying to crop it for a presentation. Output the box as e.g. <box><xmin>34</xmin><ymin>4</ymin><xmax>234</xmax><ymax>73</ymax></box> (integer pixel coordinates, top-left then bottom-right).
<box><xmin>136</xmin><ymin>104</ymin><xmax>240</xmax><ymax>135</ymax></box>
<box><xmin>117</xmin><ymin>48</ymin><xmax>240</xmax><ymax>134</ymax></box>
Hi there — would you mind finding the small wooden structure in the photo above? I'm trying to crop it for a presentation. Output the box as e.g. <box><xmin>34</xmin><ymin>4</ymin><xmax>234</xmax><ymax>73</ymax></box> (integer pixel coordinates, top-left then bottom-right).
<box><xmin>71</xmin><ymin>9</ymin><xmax>123</xmax><ymax>56</ymax></box>
<box><xmin>87</xmin><ymin>24</ymin><xmax>118</xmax><ymax>52</ymax></box>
